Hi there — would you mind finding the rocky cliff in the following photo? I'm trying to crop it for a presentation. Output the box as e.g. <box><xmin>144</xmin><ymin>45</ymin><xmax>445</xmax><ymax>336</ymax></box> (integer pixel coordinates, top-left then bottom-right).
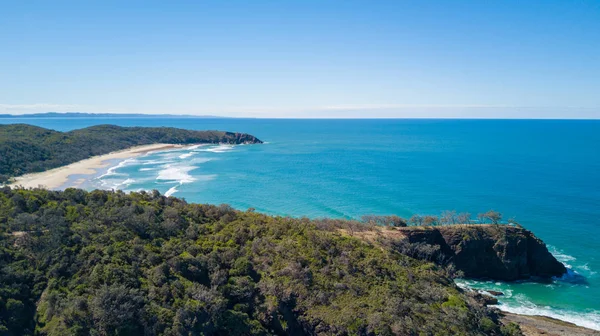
<box><xmin>394</xmin><ymin>225</ymin><xmax>567</xmax><ymax>281</ymax></box>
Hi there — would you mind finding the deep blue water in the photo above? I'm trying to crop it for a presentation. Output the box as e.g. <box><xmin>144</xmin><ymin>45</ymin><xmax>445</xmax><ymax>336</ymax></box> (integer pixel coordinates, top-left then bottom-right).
<box><xmin>2</xmin><ymin>117</ymin><xmax>599</xmax><ymax>328</ymax></box>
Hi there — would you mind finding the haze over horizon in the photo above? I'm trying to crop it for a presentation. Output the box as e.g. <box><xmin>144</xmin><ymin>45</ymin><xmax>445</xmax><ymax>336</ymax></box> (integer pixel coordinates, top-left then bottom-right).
<box><xmin>2</xmin><ymin>1</ymin><xmax>599</xmax><ymax>119</ymax></box>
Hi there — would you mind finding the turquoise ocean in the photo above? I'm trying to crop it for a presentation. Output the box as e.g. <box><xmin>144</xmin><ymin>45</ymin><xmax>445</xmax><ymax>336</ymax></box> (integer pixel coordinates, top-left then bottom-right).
<box><xmin>2</xmin><ymin>117</ymin><xmax>599</xmax><ymax>329</ymax></box>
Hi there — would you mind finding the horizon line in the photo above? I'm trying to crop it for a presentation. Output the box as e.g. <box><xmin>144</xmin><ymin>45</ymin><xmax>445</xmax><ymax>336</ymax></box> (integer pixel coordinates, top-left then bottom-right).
<box><xmin>0</xmin><ymin>111</ymin><xmax>599</xmax><ymax>121</ymax></box>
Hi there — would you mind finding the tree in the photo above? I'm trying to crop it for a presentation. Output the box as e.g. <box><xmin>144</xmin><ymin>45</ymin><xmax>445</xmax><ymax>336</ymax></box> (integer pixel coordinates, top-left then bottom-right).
<box><xmin>440</xmin><ymin>210</ymin><xmax>458</xmax><ymax>225</ymax></box>
<box><xmin>361</xmin><ymin>215</ymin><xmax>407</xmax><ymax>227</ymax></box>
<box><xmin>409</xmin><ymin>214</ymin><xmax>423</xmax><ymax>226</ymax></box>
<box><xmin>483</xmin><ymin>210</ymin><xmax>502</xmax><ymax>224</ymax></box>
<box><xmin>456</xmin><ymin>212</ymin><xmax>471</xmax><ymax>225</ymax></box>
<box><xmin>0</xmin><ymin>188</ymin><xmax>508</xmax><ymax>335</ymax></box>
<box><xmin>422</xmin><ymin>215</ymin><xmax>439</xmax><ymax>226</ymax></box>
<box><xmin>90</xmin><ymin>285</ymin><xmax>146</xmax><ymax>334</ymax></box>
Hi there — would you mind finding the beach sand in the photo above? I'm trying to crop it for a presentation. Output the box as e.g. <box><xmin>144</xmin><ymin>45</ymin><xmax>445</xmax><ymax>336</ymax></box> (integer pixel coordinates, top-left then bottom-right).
<box><xmin>8</xmin><ymin>143</ymin><xmax>184</xmax><ymax>190</ymax></box>
<box><xmin>502</xmin><ymin>312</ymin><xmax>600</xmax><ymax>335</ymax></box>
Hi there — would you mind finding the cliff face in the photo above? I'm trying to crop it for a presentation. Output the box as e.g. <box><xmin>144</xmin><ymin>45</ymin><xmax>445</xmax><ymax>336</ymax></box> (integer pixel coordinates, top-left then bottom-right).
<box><xmin>397</xmin><ymin>225</ymin><xmax>567</xmax><ymax>281</ymax></box>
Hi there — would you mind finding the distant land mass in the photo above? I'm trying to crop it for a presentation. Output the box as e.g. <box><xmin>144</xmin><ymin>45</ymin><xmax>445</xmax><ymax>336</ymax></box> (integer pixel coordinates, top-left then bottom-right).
<box><xmin>0</xmin><ymin>112</ymin><xmax>228</xmax><ymax>118</ymax></box>
<box><xmin>0</xmin><ymin>124</ymin><xmax>262</xmax><ymax>183</ymax></box>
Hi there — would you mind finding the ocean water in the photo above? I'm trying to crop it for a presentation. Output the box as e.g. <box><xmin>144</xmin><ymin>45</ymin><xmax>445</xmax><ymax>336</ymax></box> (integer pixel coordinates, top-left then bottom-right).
<box><xmin>2</xmin><ymin>117</ymin><xmax>599</xmax><ymax>329</ymax></box>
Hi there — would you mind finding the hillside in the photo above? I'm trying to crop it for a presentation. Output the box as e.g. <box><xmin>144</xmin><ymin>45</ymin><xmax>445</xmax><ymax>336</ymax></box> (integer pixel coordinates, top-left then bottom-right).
<box><xmin>0</xmin><ymin>187</ymin><xmax>522</xmax><ymax>335</ymax></box>
<box><xmin>0</xmin><ymin>124</ymin><xmax>262</xmax><ymax>183</ymax></box>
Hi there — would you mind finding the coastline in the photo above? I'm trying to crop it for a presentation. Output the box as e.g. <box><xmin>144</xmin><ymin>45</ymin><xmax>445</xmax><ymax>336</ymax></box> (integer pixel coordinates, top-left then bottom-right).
<box><xmin>7</xmin><ymin>143</ymin><xmax>185</xmax><ymax>190</ymax></box>
<box><xmin>4</xmin><ymin>140</ymin><xmax>598</xmax><ymax>331</ymax></box>
<box><xmin>502</xmin><ymin>312</ymin><xmax>600</xmax><ymax>335</ymax></box>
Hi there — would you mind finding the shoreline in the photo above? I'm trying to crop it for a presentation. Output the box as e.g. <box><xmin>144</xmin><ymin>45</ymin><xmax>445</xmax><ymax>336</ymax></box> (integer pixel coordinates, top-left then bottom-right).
<box><xmin>7</xmin><ymin>143</ymin><xmax>185</xmax><ymax>190</ymax></box>
<box><xmin>6</xmin><ymin>145</ymin><xmax>599</xmax><ymax>332</ymax></box>
<box><xmin>502</xmin><ymin>312</ymin><xmax>600</xmax><ymax>335</ymax></box>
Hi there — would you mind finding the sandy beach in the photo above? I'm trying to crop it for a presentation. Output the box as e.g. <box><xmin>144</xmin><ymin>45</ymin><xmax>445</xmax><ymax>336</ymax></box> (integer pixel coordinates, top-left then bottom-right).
<box><xmin>8</xmin><ymin>143</ymin><xmax>184</xmax><ymax>190</ymax></box>
<box><xmin>502</xmin><ymin>312</ymin><xmax>600</xmax><ymax>335</ymax></box>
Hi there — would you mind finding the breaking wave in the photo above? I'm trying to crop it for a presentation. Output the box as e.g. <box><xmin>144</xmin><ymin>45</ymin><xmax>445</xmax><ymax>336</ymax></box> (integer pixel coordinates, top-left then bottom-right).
<box><xmin>455</xmin><ymin>245</ymin><xmax>599</xmax><ymax>331</ymax></box>
<box><xmin>201</xmin><ymin>145</ymin><xmax>235</xmax><ymax>153</ymax></box>
<box><xmin>164</xmin><ymin>185</ymin><xmax>179</xmax><ymax>197</ymax></box>
<box><xmin>179</xmin><ymin>152</ymin><xmax>194</xmax><ymax>159</ymax></box>
<box><xmin>156</xmin><ymin>164</ymin><xmax>197</xmax><ymax>184</ymax></box>
<box><xmin>493</xmin><ymin>294</ymin><xmax>600</xmax><ymax>331</ymax></box>
<box><xmin>97</xmin><ymin>158</ymin><xmax>137</xmax><ymax>178</ymax></box>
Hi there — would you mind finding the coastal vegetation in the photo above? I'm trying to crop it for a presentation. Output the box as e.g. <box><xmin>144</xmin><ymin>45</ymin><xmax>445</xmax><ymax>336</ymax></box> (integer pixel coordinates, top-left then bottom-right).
<box><xmin>0</xmin><ymin>124</ymin><xmax>262</xmax><ymax>183</ymax></box>
<box><xmin>0</xmin><ymin>187</ymin><xmax>523</xmax><ymax>335</ymax></box>
<box><xmin>403</xmin><ymin>210</ymin><xmax>504</xmax><ymax>227</ymax></box>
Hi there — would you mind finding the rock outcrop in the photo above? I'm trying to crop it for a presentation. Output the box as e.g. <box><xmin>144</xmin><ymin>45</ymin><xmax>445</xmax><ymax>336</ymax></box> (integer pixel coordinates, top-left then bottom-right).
<box><xmin>395</xmin><ymin>225</ymin><xmax>567</xmax><ymax>281</ymax></box>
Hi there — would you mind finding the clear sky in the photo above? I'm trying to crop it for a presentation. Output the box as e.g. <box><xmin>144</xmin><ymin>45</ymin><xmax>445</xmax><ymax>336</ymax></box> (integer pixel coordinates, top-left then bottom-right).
<box><xmin>1</xmin><ymin>0</ymin><xmax>599</xmax><ymax>118</ymax></box>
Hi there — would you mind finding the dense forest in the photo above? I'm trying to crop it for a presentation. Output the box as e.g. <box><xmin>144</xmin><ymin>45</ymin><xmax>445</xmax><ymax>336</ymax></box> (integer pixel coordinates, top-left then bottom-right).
<box><xmin>0</xmin><ymin>188</ymin><xmax>522</xmax><ymax>335</ymax></box>
<box><xmin>0</xmin><ymin>124</ymin><xmax>262</xmax><ymax>183</ymax></box>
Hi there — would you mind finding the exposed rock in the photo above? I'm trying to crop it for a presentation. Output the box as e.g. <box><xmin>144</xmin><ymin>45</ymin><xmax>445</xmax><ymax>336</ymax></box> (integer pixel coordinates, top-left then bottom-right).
<box><xmin>473</xmin><ymin>292</ymin><xmax>499</xmax><ymax>306</ymax></box>
<box><xmin>394</xmin><ymin>225</ymin><xmax>567</xmax><ymax>281</ymax></box>
<box><xmin>485</xmin><ymin>290</ymin><xmax>504</xmax><ymax>296</ymax></box>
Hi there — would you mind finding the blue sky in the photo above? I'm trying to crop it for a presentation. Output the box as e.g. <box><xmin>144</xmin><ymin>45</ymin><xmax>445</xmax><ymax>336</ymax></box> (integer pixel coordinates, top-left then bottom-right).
<box><xmin>1</xmin><ymin>0</ymin><xmax>599</xmax><ymax>118</ymax></box>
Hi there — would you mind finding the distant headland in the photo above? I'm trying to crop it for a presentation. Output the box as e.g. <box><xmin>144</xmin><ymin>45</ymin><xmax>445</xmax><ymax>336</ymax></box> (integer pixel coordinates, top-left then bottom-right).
<box><xmin>0</xmin><ymin>124</ymin><xmax>262</xmax><ymax>184</ymax></box>
<box><xmin>0</xmin><ymin>112</ymin><xmax>228</xmax><ymax>118</ymax></box>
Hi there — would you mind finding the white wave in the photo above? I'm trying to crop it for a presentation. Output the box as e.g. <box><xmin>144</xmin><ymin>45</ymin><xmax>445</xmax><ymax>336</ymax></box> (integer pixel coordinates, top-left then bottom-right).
<box><xmin>156</xmin><ymin>165</ymin><xmax>197</xmax><ymax>184</ymax></box>
<box><xmin>493</xmin><ymin>294</ymin><xmax>600</xmax><ymax>331</ymax></box>
<box><xmin>141</xmin><ymin>159</ymin><xmax>172</xmax><ymax>165</ymax></box>
<box><xmin>179</xmin><ymin>152</ymin><xmax>195</xmax><ymax>159</ymax></box>
<box><xmin>579</xmin><ymin>264</ymin><xmax>597</xmax><ymax>276</ymax></box>
<box><xmin>548</xmin><ymin>245</ymin><xmax>576</xmax><ymax>267</ymax></box>
<box><xmin>201</xmin><ymin>145</ymin><xmax>235</xmax><ymax>153</ymax></box>
<box><xmin>98</xmin><ymin>158</ymin><xmax>137</xmax><ymax>179</ymax></box>
<box><xmin>139</xmin><ymin>167</ymin><xmax>156</xmax><ymax>171</ymax></box>
<box><xmin>548</xmin><ymin>245</ymin><xmax>596</xmax><ymax>278</ymax></box>
<box><xmin>164</xmin><ymin>185</ymin><xmax>179</xmax><ymax>197</ymax></box>
<box><xmin>456</xmin><ymin>277</ymin><xmax>598</xmax><ymax>330</ymax></box>
<box><xmin>103</xmin><ymin>178</ymin><xmax>136</xmax><ymax>190</ymax></box>
<box><xmin>187</xmin><ymin>144</ymin><xmax>206</xmax><ymax>150</ymax></box>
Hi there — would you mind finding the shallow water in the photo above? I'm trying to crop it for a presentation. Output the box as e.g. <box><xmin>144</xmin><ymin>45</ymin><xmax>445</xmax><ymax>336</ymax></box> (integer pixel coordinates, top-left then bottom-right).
<box><xmin>2</xmin><ymin>117</ymin><xmax>599</xmax><ymax>329</ymax></box>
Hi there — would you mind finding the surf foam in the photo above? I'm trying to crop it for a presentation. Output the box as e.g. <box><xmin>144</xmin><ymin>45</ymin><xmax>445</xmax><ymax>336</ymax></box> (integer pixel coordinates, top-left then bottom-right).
<box><xmin>202</xmin><ymin>145</ymin><xmax>235</xmax><ymax>153</ymax></box>
<box><xmin>179</xmin><ymin>152</ymin><xmax>194</xmax><ymax>159</ymax></box>
<box><xmin>156</xmin><ymin>165</ymin><xmax>197</xmax><ymax>184</ymax></box>
<box><xmin>493</xmin><ymin>295</ymin><xmax>600</xmax><ymax>331</ymax></box>
<box><xmin>164</xmin><ymin>185</ymin><xmax>179</xmax><ymax>197</ymax></box>
<box><xmin>97</xmin><ymin>158</ymin><xmax>137</xmax><ymax>178</ymax></box>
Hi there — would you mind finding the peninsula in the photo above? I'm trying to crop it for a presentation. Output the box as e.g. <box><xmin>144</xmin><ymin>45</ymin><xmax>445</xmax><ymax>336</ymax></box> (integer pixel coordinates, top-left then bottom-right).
<box><xmin>0</xmin><ymin>124</ymin><xmax>262</xmax><ymax>185</ymax></box>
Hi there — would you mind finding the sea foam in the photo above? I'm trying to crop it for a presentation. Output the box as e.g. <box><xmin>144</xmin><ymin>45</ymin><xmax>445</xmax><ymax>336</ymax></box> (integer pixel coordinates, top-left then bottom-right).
<box><xmin>456</xmin><ymin>278</ymin><xmax>600</xmax><ymax>330</ymax></box>
<box><xmin>156</xmin><ymin>165</ymin><xmax>197</xmax><ymax>184</ymax></box>
<box><xmin>202</xmin><ymin>145</ymin><xmax>234</xmax><ymax>153</ymax></box>
<box><xmin>179</xmin><ymin>152</ymin><xmax>194</xmax><ymax>159</ymax></box>
<box><xmin>97</xmin><ymin>158</ymin><xmax>137</xmax><ymax>178</ymax></box>
<box><xmin>493</xmin><ymin>295</ymin><xmax>600</xmax><ymax>331</ymax></box>
<box><xmin>548</xmin><ymin>245</ymin><xmax>596</xmax><ymax>278</ymax></box>
<box><xmin>164</xmin><ymin>185</ymin><xmax>179</xmax><ymax>197</ymax></box>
